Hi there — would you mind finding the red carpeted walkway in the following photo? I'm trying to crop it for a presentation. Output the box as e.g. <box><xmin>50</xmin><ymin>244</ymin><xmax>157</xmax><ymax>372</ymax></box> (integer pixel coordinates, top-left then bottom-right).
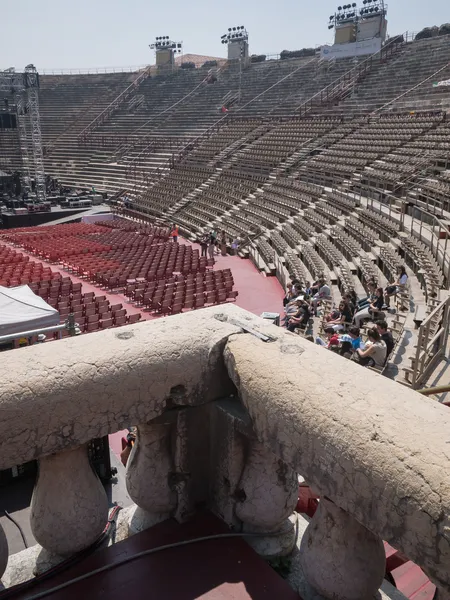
<box><xmin>180</xmin><ymin>238</ymin><xmax>284</xmax><ymax>315</ymax></box>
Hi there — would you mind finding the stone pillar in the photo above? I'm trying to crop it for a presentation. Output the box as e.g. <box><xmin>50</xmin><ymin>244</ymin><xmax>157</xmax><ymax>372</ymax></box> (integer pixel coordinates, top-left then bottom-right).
<box><xmin>235</xmin><ymin>440</ymin><xmax>298</xmax><ymax>557</ymax></box>
<box><xmin>126</xmin><ymin>420</ymin><xmax>177</xmax><ymax>534</ymax></box>
<box><xmin>300</xmin><ymin>497</ymin><xmax>385</xmax><ymax>600</ymax></box>
<box><xmin>30</xmin><ymin>445</ymin><xmax>108</xmax><ymax>556</ymax></box>
<box><xmin>0</xmin><ymin>523</ymin><xmax>8</xmax><ymax>579</ymax></box>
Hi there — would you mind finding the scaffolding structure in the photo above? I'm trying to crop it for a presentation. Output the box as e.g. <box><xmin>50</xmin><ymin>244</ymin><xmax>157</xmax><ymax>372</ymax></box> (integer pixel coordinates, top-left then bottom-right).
<box><xmin>0</xmin><ymin>65</ymin><xmax>46</xmax><ymax>201</ymax></box>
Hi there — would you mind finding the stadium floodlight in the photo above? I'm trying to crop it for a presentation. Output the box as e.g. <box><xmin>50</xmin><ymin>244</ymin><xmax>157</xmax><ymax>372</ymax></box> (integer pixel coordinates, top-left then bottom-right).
<box><xmin>221</xmin><ymin>25</ymin><xmax>249</xmax><ymax>45</ymax></box>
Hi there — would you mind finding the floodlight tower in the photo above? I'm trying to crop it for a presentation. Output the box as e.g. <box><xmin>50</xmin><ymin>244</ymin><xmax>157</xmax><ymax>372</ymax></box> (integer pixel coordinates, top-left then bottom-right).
<box><xmin>327</xmin><ymin>3</ymin><xmax>358</xmax><ymax>39</ymax></box>
<box><xmin>149</xmin><ymin>36</ymin><xmax>183</xmax><ymax>68</ymax></box>
<box><xmin>220</xmin><ymin>26</ymin><xmax>249</xmax><ymax>102</ymax></box>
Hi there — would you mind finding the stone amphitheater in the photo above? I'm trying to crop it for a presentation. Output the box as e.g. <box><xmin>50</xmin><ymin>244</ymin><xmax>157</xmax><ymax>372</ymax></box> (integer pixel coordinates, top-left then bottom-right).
<box><xmin>0</xmin><ymin>30</ymin><xmax>450</xmax><ymax>600</ymax></box>
<box><xmin>2</xmin><ymin>33</ymin><xmax>448</xmax><ymax>388</ymax></box>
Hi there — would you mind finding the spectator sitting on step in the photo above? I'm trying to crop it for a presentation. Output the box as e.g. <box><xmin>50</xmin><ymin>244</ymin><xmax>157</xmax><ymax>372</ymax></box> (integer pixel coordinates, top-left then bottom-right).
<box><xmin>327</xmin><ymin>300</ymin><xmax>353</xmax><ymax>332</ymax></box>
<box><xmin>282</xmin><ymin>293</ymin><xmax>303</xmax><ymax>324</ymax></box>
<box><xmin>287</xmin><ymin>300</ymin><xmax>311</xmax><ymax>332</ymax></box>
<box><xmin>338</xmin><ymin>326</ymin><xmax>365</xmax><ymax>357</ymax></box>
<box><xmin>375</xmin><ymin>320</ymin><xmax>394</xmax><ymax>364</ymax></box>
<box><xmin>353</xmin><ymin>287</ymin><xmax>384</xmax><ymax>328</ymax></box>
<box><xmin>343</xmin><ymin>291</ymin><xmax>356</xmax><ymax>315</ymax></box>
<box><xmin>316</xmin><ymin>326</ymin><xmax>340</xmax><ymax>348</ymax></box>
<box><xmin>356</xmin><ymin>328</ymin><xmax>387</xmax><ymax>368</ymax></box>
<box><xmin>312</xmin><ymin>279</ymin><xmax>331</xmax><ymax>313</ymax></box>
<box><xmin>356</xmin><ymin>280</ymin><xmax>377</xmax><ymax>311</ymax></box>
<box><xmin>310</xmin><ymin>274</ymin><xmax>326</xmax><ymax>296</ymax></box>
<box><xmin>384</xmin><ymin>266</ymin><xmax>408</xmax><ymax>308</ymax></box>
<box><xmin>283</xmin><ymin>280</ymin><xmax>299</xmax><ymax>307</ymax></box>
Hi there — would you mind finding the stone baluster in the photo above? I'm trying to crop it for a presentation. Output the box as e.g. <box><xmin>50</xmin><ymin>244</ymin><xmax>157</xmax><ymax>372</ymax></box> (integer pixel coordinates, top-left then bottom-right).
<box><xmin>0</xmin><ymin>523</ymin><xmax>8</xmax><ymax>579</ymax></box>
<box><xmin>30</xmin><ymin>444</ymin><xmax>109</xmax><ymax>556</ymax></box>
<box><xmin>126</xmin><ymin>419</ymin><xmax>177</xmax><ymax>534</ymax></box>
<box><xmin>300</xmin><ymin>497</ymin><xmax>385</xmax><ymax>600</ymax></box>
<box><xmin>235</xmin><ymin>440</ymin><xmax>298</xmax><ymax>557</ymax></box>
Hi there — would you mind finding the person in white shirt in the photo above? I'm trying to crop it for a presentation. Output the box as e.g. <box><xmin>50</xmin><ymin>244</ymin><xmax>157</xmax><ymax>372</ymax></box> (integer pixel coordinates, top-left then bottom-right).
<box><xmin>312</xmin><ymin>279</ymin><xmax>331</xmax><ymax>312</ymax></box>
<box><xmin>384</xmin><ymin>266</ymin><xmax>408</xmax><ymax>307</ymax></box>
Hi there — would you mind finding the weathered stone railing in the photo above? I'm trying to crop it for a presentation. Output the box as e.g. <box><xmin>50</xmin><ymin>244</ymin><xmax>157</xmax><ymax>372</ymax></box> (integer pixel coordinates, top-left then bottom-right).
<box><xmin>0</xmin><ymin>304</ymin><xmax>449</xmax><ymax>599</ymax></box>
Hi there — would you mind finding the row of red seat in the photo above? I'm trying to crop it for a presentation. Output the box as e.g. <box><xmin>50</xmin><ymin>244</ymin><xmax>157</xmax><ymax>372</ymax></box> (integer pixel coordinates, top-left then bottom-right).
<box><xmin>0</xmin><ymin>238</ymin><xmax>142</xmax><ymax>335</ymax></box>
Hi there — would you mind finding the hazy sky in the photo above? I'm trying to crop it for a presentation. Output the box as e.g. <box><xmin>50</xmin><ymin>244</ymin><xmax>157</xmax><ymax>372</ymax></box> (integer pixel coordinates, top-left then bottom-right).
<box><xmin>1</xmin><ymin>0</ymin><xmax>448</xmax><ymax>70</ymax></box>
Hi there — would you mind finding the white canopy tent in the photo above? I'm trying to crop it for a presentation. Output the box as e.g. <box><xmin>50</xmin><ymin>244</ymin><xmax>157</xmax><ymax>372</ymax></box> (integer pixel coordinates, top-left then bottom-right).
<box><xmin>0</xmin><ymin>285</ymin><xmax>60</xmax><ymax>336</ymax></box>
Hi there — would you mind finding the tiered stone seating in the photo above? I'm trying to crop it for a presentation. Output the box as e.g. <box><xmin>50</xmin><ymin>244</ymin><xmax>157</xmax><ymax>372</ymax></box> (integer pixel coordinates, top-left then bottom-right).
<box><xmin>300</xmin><ymin>242</ymin><xmax>328</xmax><ymax>282</ymax></box>
<box><xmin>344</xmin><ymin>216</ymin><xmax>379</xmax><ymax>250</ymax></box>
<box><xmin>323</xmin><ymin>190</ymin><xmax>359</xmax><ymax>214</ymax></box>
<box><xmin>40</xmin><ymin>73</ymin><xmax>137</xmax><ymax>186</ymax></box>
<box><xmin>256</xmin><ymin>238</ymin><xmax>275</xmax><ymax>266</ymax></box>
<box><xmin>270</xmin><ymin>231</ymin><xmax>289</xmax><ymax>256</ymax></box>
<box><xmin>314</xmin><ymin>199</ymin><xmax>343</xmax><ymax>223</ymax></box>
<box><xmin>316</xmin><ymin>234</ymin><xmax>355</xmax><ymax>293</ymax></box>
<box><xmin>327</xmin><ymin>34</ymin><xmax>450</xmax><ymax>116</ymax></box>
<box><xmin>332</xmin><ymin>225</ymin><xmax>380</xmax><ymax>286</ymax></box>
<box><xmin>234</xmin><ymin>117</ymin><xmax>340</xmax><ymax>172</ymax></box>
<box><xmin>0</xmin><ymin>130</ymin><xmax>22</xmax><ymax>172</ymax></box>
<box><xmin>358</xmin><ymin>208</ymin><xmax>399</xmax><ymax>240</ymax></box>
<box><xmin>303</xmin><ymin>207</ymin><xmax>330</xmax><ymax>231</ymax></box>
<box><xmin>175</xmin><ymin>169</ymin><xmax>266</xmax><ymax>231</ymax></box>
<box><xmin>307</xmin><ymin>113</ymin><xmax>437</xmax><ymax>182</ymax></box>
<box><xmin>183</xmin><ymin>119</ymin><xmax>264</xmax><ymax>166</ymax></box>
<box><xmin>286</xmin><ymin>252</ymin><xmax>308</xmax><ymax>284</ymax></box>
<box><xmin>401</xmin><ymin>235</ymin><xmax>444</xmax><ymax>297</ymax></box>
<box><xmin>135</xmin><ymin>166</ymin><xmax>214</xmax><ymax>217</ymax></box>
<box><xmin>359</xmin><ymin>112</ymin><xmax>445</xmax><ymax>192</ymax></box>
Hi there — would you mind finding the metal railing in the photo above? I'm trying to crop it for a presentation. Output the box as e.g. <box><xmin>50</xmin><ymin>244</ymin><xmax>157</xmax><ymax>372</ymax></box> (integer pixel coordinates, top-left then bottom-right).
<box><xmin>77</xmin><ymin>66</ymin><xmax>154</xmax><ymax>144</ymax></box>
<box><xmin>371</xmin><ymin>62</ymin><xmax>450</xmax><ymax>115</ymax></box>
<box><xmin>409</xmin><ymin>296</ymin><xmax>450</xmax><ymax>389</ymax></box>
<box><xmin>295</xmin><ymin>34</ymin><xmax>405</xmax><ymax>118</ymax></box>
<box><xmin>114</xmin><ymin>71</ymin><xmax>219</xmax><ymax>162</ymax></box>
<box><xmin>39</xmin><ymin>65</ymin><xmax>147</xmax><ymax>75</ymax></box>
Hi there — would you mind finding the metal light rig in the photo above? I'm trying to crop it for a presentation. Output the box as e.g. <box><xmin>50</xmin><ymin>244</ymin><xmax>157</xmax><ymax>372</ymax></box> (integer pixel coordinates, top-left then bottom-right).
<box><xmin>0</xmin><ymin>64</ymin><xmax>46</xmax><ymax>201</ymax></box>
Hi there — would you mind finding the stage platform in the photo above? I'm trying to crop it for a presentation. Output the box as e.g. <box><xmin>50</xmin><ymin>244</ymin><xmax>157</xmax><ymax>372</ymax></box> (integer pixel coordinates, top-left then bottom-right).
<box><xmin>0</xmin><ymin>205</ymin><xmax>111</xmax><ymax>229</ymax></box>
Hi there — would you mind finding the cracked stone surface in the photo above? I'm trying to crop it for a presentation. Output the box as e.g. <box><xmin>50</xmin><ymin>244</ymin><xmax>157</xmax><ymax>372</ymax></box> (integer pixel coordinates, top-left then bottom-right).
<box><xmin>0</xmin><ymin>305</ymin><xmax>249</xmax><ymax>470</ymax></box>
<box><xmin>224</xmin><ymin>330</ymin><xmax>450</xmax><ymax>596</ymax></box>
<box><xmin>126</xmin><ymin>422</ymin><xmax>176</xmax><ymax>519</ymax></box>
<box><xmin>236</xmin><ymin>440</ymin><xmax>298</xmax><ymax>532</ymax></box>
<box><xmin>300</xmin><ymin>498</ymin><xmax>385</xmax><ymax>599</ymax></box>
<box><xmin>30</xmin><ymin>445</ymin><xmax>109</xmax><ymax>556</ymax></box>
<box><xmin>289</xmin><ymin>513</ymin><xmax>409</xmax><ymax>600</ymax></box>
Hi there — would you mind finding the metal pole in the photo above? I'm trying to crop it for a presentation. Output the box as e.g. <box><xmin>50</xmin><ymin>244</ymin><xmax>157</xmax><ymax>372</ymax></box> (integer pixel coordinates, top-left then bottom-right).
<box><xmin>0</xmin><ymin>323</ymin><xmax>66</xmax><ymax>344</ymax></box>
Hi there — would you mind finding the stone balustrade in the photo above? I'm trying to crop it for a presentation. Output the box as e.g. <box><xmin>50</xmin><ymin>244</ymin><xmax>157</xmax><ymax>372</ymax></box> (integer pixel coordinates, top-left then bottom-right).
<box><xmin>0</xmin><ymin>304</ymin><xmax>449</xmax><ymax>600</ymax></box>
